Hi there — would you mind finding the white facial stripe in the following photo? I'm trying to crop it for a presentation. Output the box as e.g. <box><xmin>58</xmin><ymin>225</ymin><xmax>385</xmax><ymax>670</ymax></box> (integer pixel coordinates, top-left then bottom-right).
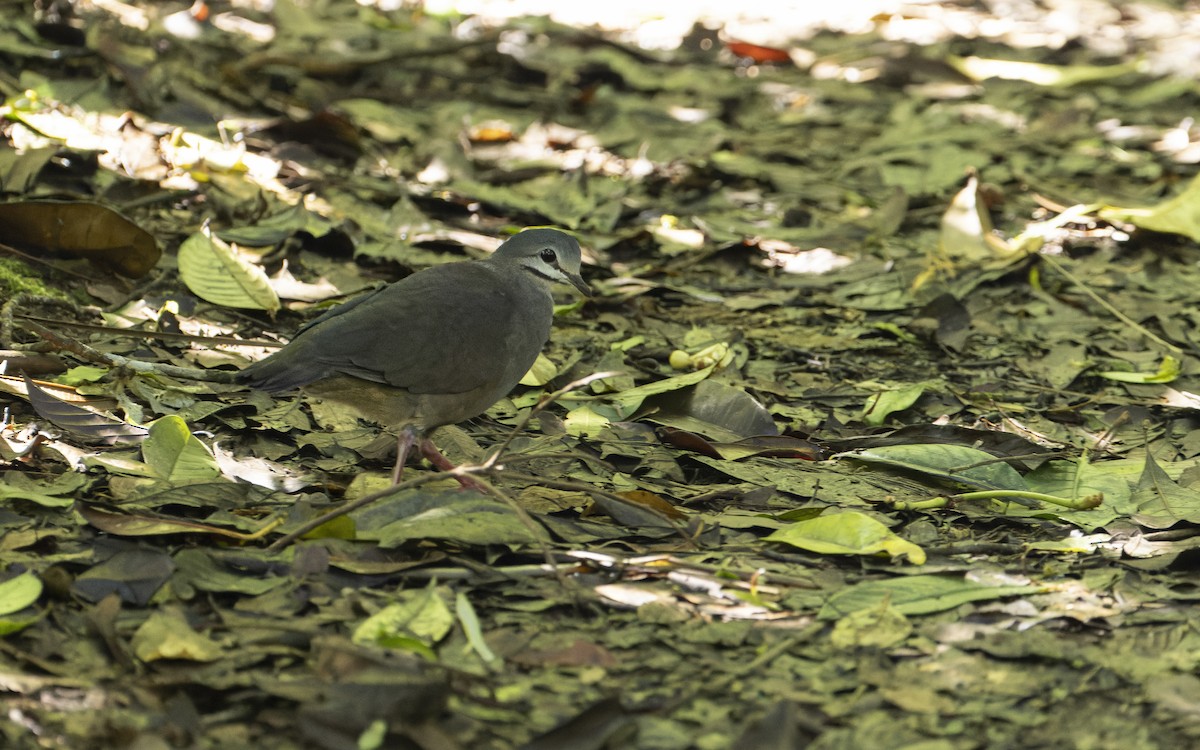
<box><xmin>521</xmin><ymin>257</ymin><xmax>565</xmax><ymax>282</ymax></box>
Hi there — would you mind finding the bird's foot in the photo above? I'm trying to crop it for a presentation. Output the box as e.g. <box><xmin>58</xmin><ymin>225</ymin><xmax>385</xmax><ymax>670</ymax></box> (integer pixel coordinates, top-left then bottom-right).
<box><xmin>419</xmin><ymin>438</ymin><xmax>487</xmax><ymax>492</ymax></box>
<box><xmin>390</xmin><ymin>430</ymin><xmax>486</xmax><ymax>491</ymax></box>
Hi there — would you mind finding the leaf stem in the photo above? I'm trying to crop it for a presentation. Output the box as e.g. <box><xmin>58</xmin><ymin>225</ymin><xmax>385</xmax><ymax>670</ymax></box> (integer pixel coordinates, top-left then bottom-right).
<box><xmin>887</xmin><ymin>490</ymin><xmax>1102</xmax><ymax>511</ymax></box>
<box><xmin>1040</xmin><ymin>254</ymin><xmax>1182</xmax><ymax>354</ymax></box>
<box><xmin>952</xmin><ymin>489</ymin><xmax>1102</xmax><ymax>510</ymax></box>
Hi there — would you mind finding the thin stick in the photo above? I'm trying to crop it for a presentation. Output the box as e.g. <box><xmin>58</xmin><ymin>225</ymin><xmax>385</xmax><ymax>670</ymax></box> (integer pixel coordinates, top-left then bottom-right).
<box><xmin>1040</xmin><ymin>254</ymin><xmax>1182</xmax><ymax>354</ymax></box>
<box><xmin>16</xmin><ymin>313</ymin><xmax>284</xmax><ymax>348</ymax></box>
<box><xmin>482</xmin><ymin>371</ymin><xmax>622</xmax><ymax>465</ymax></box>
<box><xmin>265</xmin><ymin>470</ymin><xmax>450</xmax><ymax>552</ymax></box>
<box><xmin>452</xmin><ymin>470</ymin><xmax>575</xmax><ymax>591</ymax></box>
<box><xmin>18</xmin><ymin>318</ymin><xmax>239</xmax><ymax>383</ymax></box>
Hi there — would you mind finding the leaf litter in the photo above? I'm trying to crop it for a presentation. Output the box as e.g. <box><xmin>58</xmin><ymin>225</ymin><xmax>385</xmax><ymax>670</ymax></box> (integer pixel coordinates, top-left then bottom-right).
<box><xmin>2</xmin><ymin>1</ymin><xmax>1200</xmax><ymax>748</ymax></box>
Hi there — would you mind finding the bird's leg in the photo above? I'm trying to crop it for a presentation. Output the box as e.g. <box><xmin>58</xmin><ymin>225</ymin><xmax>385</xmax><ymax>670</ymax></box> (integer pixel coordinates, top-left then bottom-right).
<box><xmin>390</xmin><ymin>427</ymin><xmax>486</xmax><ymax>491</ymax></box>
<box><xmin>419</xmin><ymin>438</ymin><xmax>488</xmax><ymax>492</ymax></box>
<box><xmin>391</xmin><ymin>425</ymin><xmax>418</xmax><ymax>485</ymax></box>
<box><xmin>417</xmin><ymin>437</ymin><xmax>456</xmax><ymax>472</ymax></box>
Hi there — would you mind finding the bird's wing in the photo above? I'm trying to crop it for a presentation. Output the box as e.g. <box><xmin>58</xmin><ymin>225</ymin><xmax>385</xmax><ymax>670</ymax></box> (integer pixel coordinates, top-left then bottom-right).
<box><xmin>302</xmin><ymin>263</ymin><xmax>540</xmax><ymax>394</ymax></box>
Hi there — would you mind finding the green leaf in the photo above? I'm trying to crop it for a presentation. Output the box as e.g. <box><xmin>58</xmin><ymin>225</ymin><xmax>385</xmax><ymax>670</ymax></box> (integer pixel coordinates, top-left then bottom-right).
<box><xmin>820</xmin><ymin>574</ymin><xmax>1043</xmax><ymax>619</ymax></box>
<box><xmin>57</xmin><ymin>366</ymin><xmax>110</xmax><ymax>385</ymax></box>
<box><xmin>765</xmin><ymin>511</ymin><xmax>926</xmax><ymax>564</ymax></box>
<box><xmin>142</xmin><ymin>415</ymin><xmax>222</xmax><ymax>482</ymax></box>
<box><xmin>842</xmin><ymin>444</ymin><xmax>1028</xmax><ymax>491</ymax></box>
<box><xmin>172</xmin><ymin>549</ymin><xmax>287</xmax><ymax>595</ymax></box>
<box><xmin>353</xmin><ymin>584</ymin><xmax>454</xmax><ymax>656</ymax></box>
<box><xmin>1099</xmin><ymin>171</ymin><xmax>1200</xmax><ymax>242</ymax></box>
<box><xmin>0</xmin><ymin>572</ymin><xmax>42</xmax><ymax>616</ymax></box>
<box><xmin>563</xmin><ymin>404</ymin><xmax>612</xmax><ymax>437</ymax></box>
<box><xmin>0</xmin><ymin>487</ymin><xmax>75</xmax><ymax>508</ymax></box>
<box><xmin>862</xmin><ymin>383</ymin><xmax>926</xmax><ymax>426</ymax></box>
<box><xmin>1131</xmin><ymin>452</ymin><xmax>1200</xmax><ymax>529</ymax></box>
<box><xmin>456</xmin><ymin>592</ymin><xmax>499</xmax><ymax>667</ymax></box>
<box><xmin>83</xmin><ymin>452</ymin><xmax>159</xmax><ymax>478</ymax></box>
<box><xmin>215</xmin><ymin>202</ymin><xmax>336</xmax><ymax>246</ymax></box>
<box><xmin>131</xmin><ymin>607</ymin><xmax>222</xmax><ymax>662</ymax></box>
<box><xmin>829</xmin><ymin>601</ymin><xmax>913</xmax><ymax>650</ymax></box>
<box><xmin>1024</xmin><ymin>457</ymin><xmax>1135</xmax><ymax>525</ymax></box>
<box><xmin>357</xmin><ymin>721</ymin><xmax>388</xmax><ymax>750</ymax></box>
<box><xmin>177</xmin><ymin>228</ymin><xmax>280</xmax><ymax>312</ymax></box>
<box><xmin>1098</xmin><ymin>355</ymin><xmax>1181</xmax><ymax>384</ymax></box>
<box><xmin>606</xmin><ymin>365</ymin><xmax>715</xmax><ymax>419</ymax></box>
<box><xmin>0</xmin><ymin>570</ymin><xmax>42</xmax><ymax>635</ymax></box>
<box><xmin>519</xmin><ymin>353</ymin><xmax>560</xmax><ymax>387</ymax></box>
<box><xmin>646</xmin><ymin>379</ymin><xmax>777</xmax><ymax>441</ymax></box>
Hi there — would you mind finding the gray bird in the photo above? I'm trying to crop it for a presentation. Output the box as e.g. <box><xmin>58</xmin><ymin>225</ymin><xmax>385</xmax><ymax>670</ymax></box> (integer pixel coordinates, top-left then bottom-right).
<box><xmin>237</xmin><ymin>228</ymin><xmax>589</xmax><ymax>482</ymax></box>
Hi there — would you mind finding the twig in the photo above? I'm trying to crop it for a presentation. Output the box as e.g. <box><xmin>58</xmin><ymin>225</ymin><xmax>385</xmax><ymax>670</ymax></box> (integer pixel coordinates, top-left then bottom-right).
<box><xmin>18</xmin><ymin>318</ymin><xmax>239</xmax><ymax>383</ymax></box>
<box><xmin>450</xmin><ymin>469</ymin><xmax>574</xmax><ymax>591</ymax></box>
<box><xmin>397</xmin><ymin>560</ymin><xmax>580</xmax><ymax>581</ymax></box>
<box><xmin>1040</xmin><ymin>254</ymin><xmax>1183</xmax><ymax>354</ymax></box>
<box><xmin>0</xmin><ymin>241</ymin><xmax>98</xmax><ymax>280</ymax></box>
<box><xmin>16</xmin><ymin>313</ymin><xmax>284</xmax><ymax>348</ymax></box>
<box><xmin>265</xmin><ymin>471</ymin><xmax>451</xmax><ymax>552</ymax></box>
<box><xmin>483</xmin><ymin>371</ymin><xmax>622</xmax><ymax>464</ymax></box>
<box><xmin>887</xmin><ymin>489</ymin><xmax>1102</xmax><ymax>511</ymax></box>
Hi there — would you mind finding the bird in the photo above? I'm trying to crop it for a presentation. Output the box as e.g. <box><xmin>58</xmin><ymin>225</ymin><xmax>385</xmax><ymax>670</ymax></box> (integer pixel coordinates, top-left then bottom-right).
<box><xmin>237</xmin><ymin>228</ymin><xmax>590</xmax><ymax>484</ymax></box>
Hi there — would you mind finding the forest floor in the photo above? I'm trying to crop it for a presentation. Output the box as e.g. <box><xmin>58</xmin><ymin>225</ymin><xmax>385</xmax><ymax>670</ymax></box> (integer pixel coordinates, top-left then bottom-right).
<box><xmin>3</xmin><ymin>1</ymin><xmax>1200</xmax><ymax>748</ymax></box>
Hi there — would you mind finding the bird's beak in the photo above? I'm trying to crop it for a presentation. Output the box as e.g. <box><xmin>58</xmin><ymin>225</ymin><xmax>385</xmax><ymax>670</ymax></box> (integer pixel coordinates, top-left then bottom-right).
<box><xmin>566</xmin><ymin>272</ymin><xmax>592</xmax><ymax>298</ymax></box>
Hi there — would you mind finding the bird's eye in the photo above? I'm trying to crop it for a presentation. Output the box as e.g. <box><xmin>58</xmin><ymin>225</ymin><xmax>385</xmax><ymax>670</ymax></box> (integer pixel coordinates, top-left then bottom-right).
<box><xmin>539</xmin><ymin>248</ymin><xmax>557</xmax><ymax>264</ymax></box>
